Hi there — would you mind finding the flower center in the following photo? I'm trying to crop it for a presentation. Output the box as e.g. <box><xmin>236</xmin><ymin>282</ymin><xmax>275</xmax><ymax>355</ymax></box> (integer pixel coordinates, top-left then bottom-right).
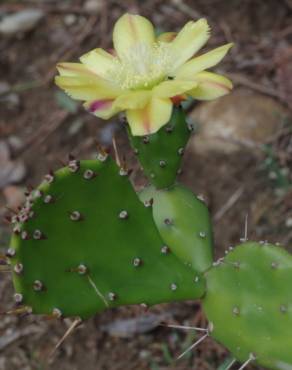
<box><xmin>110</xmin><ymin>42</ymin><xmax>172</xmax><ymax>90</ymax></box>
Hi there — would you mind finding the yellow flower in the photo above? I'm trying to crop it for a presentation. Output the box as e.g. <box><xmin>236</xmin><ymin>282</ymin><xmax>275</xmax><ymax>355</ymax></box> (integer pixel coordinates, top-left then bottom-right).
<box><xmin>55</xmin><ymin>13</ymin><xmax>233</xmax><ymax>136</ymax></box>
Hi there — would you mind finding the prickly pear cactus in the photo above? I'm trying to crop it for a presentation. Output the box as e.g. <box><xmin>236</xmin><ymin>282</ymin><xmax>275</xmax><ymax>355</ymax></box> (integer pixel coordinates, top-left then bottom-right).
<box><xmin>203</xmin><ymin>242</ymin><xmax>292</xmax><ymax>370</ymax></box>
<box><xmin>139</xmin><ymin>184</ymin><xmax>213</xmax><ymax>272</ymax></box>
<box><xmin>127</xmin><ymin>107</ymin><xmax>192</xmax><ymax>189</ymax></box>
<box><xmin>8</xmin><ymin>156</ymin><xmax>205</xmax><ymax>319</ymax></box>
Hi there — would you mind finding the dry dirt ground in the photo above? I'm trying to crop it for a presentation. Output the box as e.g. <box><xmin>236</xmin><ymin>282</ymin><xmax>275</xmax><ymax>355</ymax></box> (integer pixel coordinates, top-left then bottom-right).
<box><xmin>0</xmin><ymin>1</ymin><xmax>292</xmax><ymax>370</ymax></box>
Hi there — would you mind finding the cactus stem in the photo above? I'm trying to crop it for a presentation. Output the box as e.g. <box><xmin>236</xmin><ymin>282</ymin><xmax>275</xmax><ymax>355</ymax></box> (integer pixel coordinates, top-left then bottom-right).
<box><xmin>237</xmin><ymin>353</ymin><xmax>256</xmax><ymax>370</ymax></box>
<box><xmin>87</xmin><ymin>275</ymin><xmax>109</xmax><ymax>307</ymax></box>
<box><xmin>50</xmin><ymin>317</ymin><xmax>82</xmax><ymax>357</ymax></box>
<box><xmin>177</xmin><ymin>332</ymin><xmax>209</xmax><ymax>360</ymax></box>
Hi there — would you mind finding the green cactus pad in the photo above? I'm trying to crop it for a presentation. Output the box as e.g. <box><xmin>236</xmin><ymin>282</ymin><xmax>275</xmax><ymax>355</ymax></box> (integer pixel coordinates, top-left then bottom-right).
<box><xmin>139</xmin><ymin>184</ymin><xmax>213</xmax><ymax>273</ymax></box>
<box><xmin>203</xmin><ymin>241</ymin><xmax>292</xmax><ymax>370</ymax></box>
<box><xmin>8</xmin><ymin>157</ymin><xmax>204</xmax><ymax>319</ymax></box>
<box><xmin>127</xmin><ymin>106</ymin><xmax>192</xmax><ymax>189</ymax></box>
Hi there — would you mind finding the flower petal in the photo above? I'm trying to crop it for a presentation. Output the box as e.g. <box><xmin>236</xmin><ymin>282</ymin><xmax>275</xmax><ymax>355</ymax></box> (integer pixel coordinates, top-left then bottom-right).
<box><xmin>113</xmin><ymin>90</ymin><xmax>151</xmax><ymax>110</ymax></box>
<box><xmin>57</xmin><ymin>63</ymin><xmax>97</xmax><ymax>77</ymax></box>
<box><xmin>113</xmin><ymin>13</ymin><xmax>155</xmax><ymax>59</ymax></box>
<box><xmin>169</xmin><ymin>19</ymin><xmax>210</xmax><ymax>73</ymax></box>
<box><xmin>153</xmin><ymin>80</ymin><xmax>197</xmax><ymax>98</ymax></box>
<box><xmin>187</xmin><ymin>71</ymin><xmax>233</xmax><ymax>100</ymax></box>
<box><xmin>175</xmin><ymin>43</ymin><xmax>233</xmax><ymax>78</ymax></box>
<box><xmin>157</xmin><ymin>32</ymin><xmax>177</xmax><ymax>43</ymax></box>
<box><xmin>84</xmin><ymin>99</ymin><xmax>120</xmax><ymax>119</ymax></box>
<box><xmin>126</xmin><ymin>97</ymin><xmax>173</xmax><ymax>136</ymax></box>
<box><xmin>79</xmin><ymin>48</ymin><xmax>117</xmax><ymax>79</ymax></box>
<box><xmin>55</xmin><ymin>75</ymin><xmax>122</xmax><ymax>101</ymax></box>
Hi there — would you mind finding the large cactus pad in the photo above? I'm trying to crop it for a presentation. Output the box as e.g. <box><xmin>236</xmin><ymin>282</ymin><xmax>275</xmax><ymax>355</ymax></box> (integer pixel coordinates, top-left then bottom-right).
<box><xmin>127</xmin><ymin>107</ymin><xmax>192</xmax><ymax>189</ymax></box>
<box><xmin>139</xmin><ymin>184</ymin><xmax>213</xmax><ymax>272</ymax></box>
<box><xmin>8</xmin><ymin>156</ymin><xmax>204</xmax><ymax>319</ymax></box>
<box><xmin>203</xmin><ymin>242</ymin><xmax>292</xmax><ymax>370</ymax></box>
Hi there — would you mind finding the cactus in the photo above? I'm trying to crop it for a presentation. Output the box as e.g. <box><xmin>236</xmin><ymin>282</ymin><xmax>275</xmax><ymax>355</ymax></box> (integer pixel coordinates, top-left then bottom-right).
<box><xmin>203</xmin><ymin>242</ymin><xmax>292</xmax><ymax>370</ymax></box>
<box><xmin>7</xmin><ymin>155</ymin><xmax>205</xmax><ymax>319</ymax></box>
<box><xmin>127</xmin><ymin>107</ymin><xmax>192</xmax><ymax>189</ymax></box>
<box><xmin>139</xmin><ymin>184</ymin><xmax>213</xmax><ymax>272</ymax></box>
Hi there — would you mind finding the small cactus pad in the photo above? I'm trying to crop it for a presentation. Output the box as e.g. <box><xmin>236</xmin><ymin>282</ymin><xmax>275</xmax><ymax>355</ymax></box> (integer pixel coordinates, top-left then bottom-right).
<box><xmin>203</xmin><ymin>242</ymin><xmax>292</xmax><ymax>370</ymax></box>
<box><xmin>139</xmin><ymin>184</ymin><xmax>213</xmax><ymax>272</ymax></box>
<box><xmin>127</xmin><ymin>107</ymin><xmax>192</xmax><ymax>189</ymax></box>
<box><xmin>8</xmin><ymin>157</ymin><xmax>205</xmax><ymax>319</ymax></box>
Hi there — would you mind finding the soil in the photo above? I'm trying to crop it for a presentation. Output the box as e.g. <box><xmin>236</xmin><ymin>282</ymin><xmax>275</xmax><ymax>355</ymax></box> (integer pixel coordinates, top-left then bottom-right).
<box><xmin>0</xmin><ymin>1</ymin><xmax>292</xmax><ymax>370</ymax></box>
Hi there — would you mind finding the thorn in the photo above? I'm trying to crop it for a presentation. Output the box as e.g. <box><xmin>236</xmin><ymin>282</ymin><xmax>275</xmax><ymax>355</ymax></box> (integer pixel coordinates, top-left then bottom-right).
<box><xmin>133</xmin><ymin>257</ymin><xmax>143</xmax><ymax>267</ymax></box>
<box><xmin>44</xmin><ymin>171</ymin><xmax>54</xmax><ymax>184</ymax></box>
<box><xmin>143</xmin><ymin>198</ymin><xmax>153</xmax><ymax>208</ymax></box>
<box><xmin>3</xmin><ymin>215</ymin><xmax>12</xmax><ymax>224</ymax></box>
<box><xmin>225</xmin><ymin>358</ymin><xmax>236</xmax><ymax>370</ymax></box>
<box><xmin>108</xmin><ymin>292</ymin><xmax>117</xmax><ymax>301</ymax></box>
<box><xmin>43</xmin><ymin>194</ymin><xmax>54</xmax><ymax>204</ymax></box>
<box><xmin>14</xmin><ymin>293</ymin><xmax>23</xmax><ymax>304</ymax></box>
<box><xmin>177</xmin><ymin>332</ymin><xmax>209</xmax><ymax>360</ymax></box>
<box><xmin>199</xmin><ymin>231</ymin><xmax>206</xmax><ymax>238</ymax></box>
<box><xmin>68</xmin><ymin>159</ymin><xmax>80</xmax><ymax>173</ymax></box>
<box><xmin>159</xmin><ymin>160</ymin><xmax>166</xmax><ymax>168</ymax></box>
<box><xmin>50</xmin><ymin>318</ymin><xmax>82</xmax><ymax>357</ymax></box>
<box><xmin>33</xmin><ymin>229</ymin><xmax>47</xmax><ymax>240</ymax></box>
<box><xmin>161</xmin><ymin>245</ymin><xmax>170</xmax><ymax>254</ymax></box>
<box><xmin>33</xmin><ymin>280</ymin><xmax>45</xmax><ymax>292</ymax></box>
<box><xmin>178</xmin><ymin>147</ymin><xmax>184</xmax><ymax>156</ymax></box>
<box><xmin>95</xmin><ymin>141</ymin><xmax>109</xmax><ymax>161</ymax></box>
<box><xmin>142</xmin><ymin>136</ymin><xmax>150</xmax><ymax>144</ymax></box>
<box><xmin>119</xmin><ymin>210</ymin><xmax>129</xmax><ymax>220</ymax></box>
<box><xmin>164</xmin><ymin>218</ymin><xmax>173</xmax><ymax>226</ymax></box>
<box><xmin>112</xmin><ymin>136</ymin><xmax>121</xmax><ymax>167</ymax></box>
<box><xmin>170</xmin><ymin>283</ymin><xmax>177</xmax><ymax>291</ymax></box>
<box><xmin>240</xmin><ymin>214</ymin><xmax>249</xmax><ymax>242</ymax></box>
<box><xmin>0</xmin><ymin>306</ymin><xmax>32</xmax><ymax>316</ymax></box>
<box><xmin>87</xmin><ymin>275</ymin><xmax>109</xmax><ymax>308</ymax></box>
<box><xmin>161</xmin><ymin>323</ymin><xmax>208</xmax><ymax>332</ymax></box>
<box><xmin>14</xmin><ymin>263</ymin><xmax>23</xmax><ymax>274</ymax></box>
<box><xmin>69</xmin><ymin>211</ymin><xmax>83</xmax><ymax>222</ymax></box>
<box><xmin>83</xmin><ymin>169</ymin><xmax>97</xmax><ymax>180</ymax></box>
<box><xmin>237</xmin><ymin>354</ymin><xmax>256</xmax><ymax>370</ymax></box>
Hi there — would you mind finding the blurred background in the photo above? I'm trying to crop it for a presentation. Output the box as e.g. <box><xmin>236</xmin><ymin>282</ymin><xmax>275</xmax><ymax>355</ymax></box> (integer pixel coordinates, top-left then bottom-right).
<box><xmin>0</xmin><ymin>1</ymin><xmax>292</xmax><ymax>369</ymax></box>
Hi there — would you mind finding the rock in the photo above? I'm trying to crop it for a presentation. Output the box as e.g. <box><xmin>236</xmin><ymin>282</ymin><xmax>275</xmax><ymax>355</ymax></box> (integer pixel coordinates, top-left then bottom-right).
<box><xmin>0</xmin><ymin>9</ymin><xmax>44</xmax><ymax>35</ymax></box>
<box><xmin>84</xmin><ymin>0</ymin><xmax>104</xmax><ymax>14</ymax></box>
<box><xmin>0</xmin><ymin>141</ymin><xmax>26</xmax><ymax>189</ymax></box>
<box><xmin>188</xmin><ymin>89</ymin><xmax>290</xmax><ymax>155</ymax></box>
<box><xmin>3</xmin><ymin>186</ymin><xmax>25</xmax><ymax>210</ymax></box>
